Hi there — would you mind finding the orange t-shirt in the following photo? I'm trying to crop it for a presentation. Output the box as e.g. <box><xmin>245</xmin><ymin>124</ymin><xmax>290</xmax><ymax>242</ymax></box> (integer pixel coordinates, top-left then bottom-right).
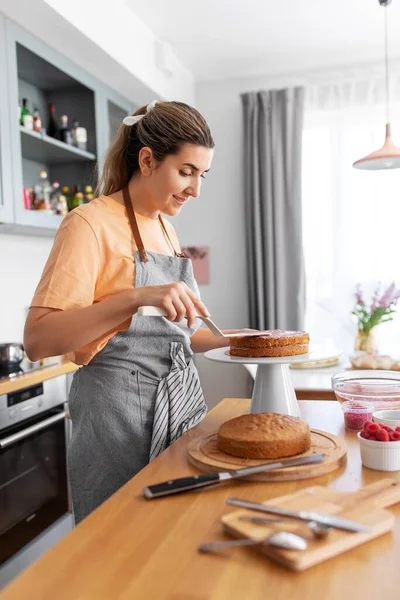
<box><xmin>31</xmin><ymin>195</ymin><xmax>182</xmax><ymax>365</ymax></box>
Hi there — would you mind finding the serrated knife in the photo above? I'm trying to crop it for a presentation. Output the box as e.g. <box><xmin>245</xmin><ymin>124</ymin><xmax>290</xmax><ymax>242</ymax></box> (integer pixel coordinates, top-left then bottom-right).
<box><xmin>226</xmin><ymin>498</ymin><xmax>371</xmax><ymax>533</ymax></box>
<box><xmin>142</xmin><ymin>454</ymin><xmax>325</xmax><ymax>499</ymax></box>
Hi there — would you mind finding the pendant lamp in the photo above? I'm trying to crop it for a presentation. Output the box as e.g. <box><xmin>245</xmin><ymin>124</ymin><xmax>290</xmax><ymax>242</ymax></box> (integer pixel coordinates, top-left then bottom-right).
<box><xmin>353</xmin><ymin>0</ymin><xmax>400</xmax><ymax>170</ymax></box>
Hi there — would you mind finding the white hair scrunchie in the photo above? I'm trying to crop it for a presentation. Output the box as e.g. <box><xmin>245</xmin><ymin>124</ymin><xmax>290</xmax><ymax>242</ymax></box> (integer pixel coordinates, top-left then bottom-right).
<box><xmin>123</xmin><ymin>100</ymin><xmax>158</xmax><ymax>126</ymax></box>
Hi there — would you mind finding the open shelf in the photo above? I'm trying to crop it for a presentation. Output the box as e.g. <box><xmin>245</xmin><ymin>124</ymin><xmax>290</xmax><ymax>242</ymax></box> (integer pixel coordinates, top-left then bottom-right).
<box><xmin>20</xmin><ymin>127</ymin><xmax>96</xmax><ymax>165</ymax></box>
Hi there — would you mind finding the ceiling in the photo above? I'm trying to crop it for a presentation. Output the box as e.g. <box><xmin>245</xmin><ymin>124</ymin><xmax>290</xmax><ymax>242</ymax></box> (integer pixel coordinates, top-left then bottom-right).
<box><xmin>125</xmin><ymin>0</ymin><xmax>400</xmax><ymax>82</ymax></box>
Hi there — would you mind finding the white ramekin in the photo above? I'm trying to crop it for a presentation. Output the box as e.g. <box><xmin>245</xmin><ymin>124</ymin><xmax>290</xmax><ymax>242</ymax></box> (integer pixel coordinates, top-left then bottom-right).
<box><xmin>358</xmin><ymin>432</ymin><xmax>400</xmax><ymax>471</ymax></box>
<box><xmin>372</xmin><ymin>410</ymin><xmax>400</xmax><ymax>429</ymax></box>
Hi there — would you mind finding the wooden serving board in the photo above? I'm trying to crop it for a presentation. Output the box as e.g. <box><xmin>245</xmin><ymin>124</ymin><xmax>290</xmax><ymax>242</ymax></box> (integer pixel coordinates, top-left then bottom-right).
<box><xmin>187</xmin><ymin>429</ymin><xmax>347</xmax><ymax>481</ymax></box>
<box><xmin>222</xmin><ymin>478</ymin><xmax>400</xmax><ymax>571</ymax></box>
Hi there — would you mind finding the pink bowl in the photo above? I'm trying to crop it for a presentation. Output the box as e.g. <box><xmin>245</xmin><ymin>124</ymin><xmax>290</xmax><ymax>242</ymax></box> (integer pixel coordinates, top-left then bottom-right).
<box><xmin>332</xmin><ymin>370</ymin><xmax>400</xmax><ymax>410</ymax></box>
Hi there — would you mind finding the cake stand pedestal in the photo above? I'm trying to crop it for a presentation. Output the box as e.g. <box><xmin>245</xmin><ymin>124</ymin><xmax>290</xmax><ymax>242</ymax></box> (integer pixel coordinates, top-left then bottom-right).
<box><xmin>204</xmin><ymin>347</ymin><xmax>342</xmax><ymax>417</ymax></box>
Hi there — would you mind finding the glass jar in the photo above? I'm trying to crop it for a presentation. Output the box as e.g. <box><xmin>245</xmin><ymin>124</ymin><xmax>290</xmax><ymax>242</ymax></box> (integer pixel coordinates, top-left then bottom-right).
<box><xmin>341</xmin><ymin>400</ymin><xmax>375</xmax><ymax>431</ymax></box>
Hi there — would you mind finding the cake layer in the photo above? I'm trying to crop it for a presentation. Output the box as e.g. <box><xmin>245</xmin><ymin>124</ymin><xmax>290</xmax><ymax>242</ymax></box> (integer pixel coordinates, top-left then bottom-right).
<box><xmin>228</xmin><ymin>329</ymin><xmax>309</xmax><ymax>349</ymax></box>
<box><xmin>229</xmin><ymin>343</ymin><xmax>309</xmax><ymax>357</ymax></box>
<box><xmin>217</xmin><ymin>413</ymin><xmax>311</xmax><ymax>459</ymax></box>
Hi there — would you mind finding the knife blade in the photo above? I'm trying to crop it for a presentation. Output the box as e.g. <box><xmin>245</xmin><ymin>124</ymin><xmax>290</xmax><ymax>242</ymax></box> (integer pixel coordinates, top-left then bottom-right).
<box><xmin>142</xmin><ymin>453</ymin><xmax>325</xmax><ymax>499</ymax></box>
<box><xmin>226</xmin><ymin>498</ymin><xmax>371</xmax><ymax>533</ymax></box>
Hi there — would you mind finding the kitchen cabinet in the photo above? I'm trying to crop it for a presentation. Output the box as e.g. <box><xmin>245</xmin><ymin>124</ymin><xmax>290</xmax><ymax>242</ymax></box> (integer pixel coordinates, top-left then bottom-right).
<box><xmin>0</xmin><ymin>16</ymin><xmax>135</xmax><ymax>235</ymax></box>
<box><xmin>0</xmin><ymin>14</ymin><xmax>13</xmax><ymax>225</ymax></box>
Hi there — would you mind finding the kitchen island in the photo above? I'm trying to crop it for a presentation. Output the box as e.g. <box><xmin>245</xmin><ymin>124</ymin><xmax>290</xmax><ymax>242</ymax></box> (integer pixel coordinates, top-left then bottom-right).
<box><xmin>1</xmin><ymin>399</ymin><xmax>399</xmax><ymax>599</ymax></box>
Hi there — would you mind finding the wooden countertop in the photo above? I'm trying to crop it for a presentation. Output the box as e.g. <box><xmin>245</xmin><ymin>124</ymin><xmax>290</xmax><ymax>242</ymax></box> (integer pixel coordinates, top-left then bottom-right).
<box><xmin>0</xmin><ymin>359</ymin><xmax>79</xmax><ymax>395</ymax></box>
<box><xmin>2</xmin><ymin>399</ymin><xmax>400</xmax><ymax>599</ymax></box>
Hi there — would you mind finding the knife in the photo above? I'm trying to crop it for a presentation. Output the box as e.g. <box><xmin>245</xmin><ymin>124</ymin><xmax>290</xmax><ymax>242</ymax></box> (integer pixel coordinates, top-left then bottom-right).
<box><xmin>142</xmin><ymin>454</ymin><xmax>325</xmax><ymax>499</ymax></box>
<box><xmin>226</xmin><ymin>498</ymin><xmax>371</xmax><ymax>533</ymax></box>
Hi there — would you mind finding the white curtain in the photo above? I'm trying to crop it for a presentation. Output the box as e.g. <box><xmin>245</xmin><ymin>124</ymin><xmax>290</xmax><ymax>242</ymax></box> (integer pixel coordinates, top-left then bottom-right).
<box><xmin>302</xmin><ymin>73</ymin><xmax>400</xmax><ymax>356</ymax></box>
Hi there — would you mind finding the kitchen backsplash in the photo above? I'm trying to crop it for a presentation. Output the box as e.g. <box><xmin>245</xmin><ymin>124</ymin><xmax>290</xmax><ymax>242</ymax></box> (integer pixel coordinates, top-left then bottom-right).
<box><xmin>0</xmin><ymin>234</ymin><xmax>53</xmax><ymax>342</ymax></box>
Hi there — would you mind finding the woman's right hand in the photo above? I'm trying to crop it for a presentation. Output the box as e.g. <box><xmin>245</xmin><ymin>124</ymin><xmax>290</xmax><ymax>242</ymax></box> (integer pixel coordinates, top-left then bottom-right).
<box><xmin>134</xmin><ymin>282</ymin><xmax>210</xmax><ymax>329</ymax></box>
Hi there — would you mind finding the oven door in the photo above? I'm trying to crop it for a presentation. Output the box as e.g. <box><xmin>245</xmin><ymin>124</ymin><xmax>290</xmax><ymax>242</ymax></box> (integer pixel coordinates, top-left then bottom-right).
<box><xmin>0</xmin><ymin>405</ymin><xmax>68</xmax><ymax>564</ymax></box>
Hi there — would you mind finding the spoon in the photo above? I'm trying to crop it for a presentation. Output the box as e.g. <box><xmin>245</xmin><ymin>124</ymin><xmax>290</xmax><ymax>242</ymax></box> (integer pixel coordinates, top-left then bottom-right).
<box><xmin>198</xmin><ymin>531</ymin><xmax>307</xmax><ymax>553</ymax></box>
<box><xmin>307</xmin><ymin>521</ymin><xmax>332</xmax><ymax>539</ymax></box>
<box><xmin>239</xmin><ymin>515</ymin><xmax>331</xmax><ymax>540</ymax></box>
<box><xmin>137</xmin><ymin>306</ymin><xmax>248</xmax><ymax>338</ymax></box>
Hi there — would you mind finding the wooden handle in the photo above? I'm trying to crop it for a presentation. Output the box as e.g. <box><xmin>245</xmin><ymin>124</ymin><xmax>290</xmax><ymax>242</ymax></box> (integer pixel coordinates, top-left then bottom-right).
<box><xmin>339</xmin><ymin>479</ymin><xmax>400</xmax><ymax>510</ymax></box>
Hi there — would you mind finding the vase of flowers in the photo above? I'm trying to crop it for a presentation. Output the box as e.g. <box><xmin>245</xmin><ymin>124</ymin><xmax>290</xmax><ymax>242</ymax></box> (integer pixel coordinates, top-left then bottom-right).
<box><xmin>352</xmin><ymin>282</ymin><xmax>400</xmax><ymax>354</ymax></box>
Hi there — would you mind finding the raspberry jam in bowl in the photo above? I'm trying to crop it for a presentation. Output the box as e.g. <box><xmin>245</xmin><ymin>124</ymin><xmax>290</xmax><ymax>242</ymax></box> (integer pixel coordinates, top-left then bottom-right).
<box><xmin>332</xmin><ymin>370</ymin><xmax>400</xmax><ymax>410</ymax></box>
<box><xmin>341</xmin><ymin>400</ymin><xmax>374</xmax><ymax>431</ymax></box>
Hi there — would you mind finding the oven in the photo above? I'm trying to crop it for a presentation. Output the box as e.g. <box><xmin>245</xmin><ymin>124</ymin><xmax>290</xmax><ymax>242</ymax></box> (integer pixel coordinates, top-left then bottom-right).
<box><xmin>0</xmin><ymin>375</ymin><xmax>70</xmax><ymax>565</ymax></box>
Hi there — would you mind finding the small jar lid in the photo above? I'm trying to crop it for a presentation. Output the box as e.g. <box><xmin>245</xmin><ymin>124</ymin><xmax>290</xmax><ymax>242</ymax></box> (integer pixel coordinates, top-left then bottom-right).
<box><xmin>341</xmin><ymin>400</ymin><xmax>375</xmax><ymax>413</ymax></box>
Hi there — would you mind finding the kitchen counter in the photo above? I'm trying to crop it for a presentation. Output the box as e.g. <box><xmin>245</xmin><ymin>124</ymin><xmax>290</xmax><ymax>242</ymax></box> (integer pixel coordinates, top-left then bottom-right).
<box><xmin>0</xmin><ymin>358</ymin><xmax>79</xmax><ymax>396</ymax></box>
<box><xmin>1</xmin><ymin>398</ymin><xmax>400</xmax><ymax>599</ymax></box>
<box><xmin>291</xmin><ymin>362</ymin><xmax>342</xmax><ymax>400</ymax></box>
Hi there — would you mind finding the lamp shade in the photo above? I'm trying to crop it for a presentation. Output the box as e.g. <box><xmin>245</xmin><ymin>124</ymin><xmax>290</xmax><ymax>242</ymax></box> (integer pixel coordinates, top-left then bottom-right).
<box><xmin>353</xmin><ymin>124</ymin><xmax>400</xmax><ymax>170</ymax></box>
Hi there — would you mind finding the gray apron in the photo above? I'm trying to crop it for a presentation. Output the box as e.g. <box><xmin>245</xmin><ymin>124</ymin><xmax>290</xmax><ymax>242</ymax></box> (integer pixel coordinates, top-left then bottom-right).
<box><xmin>67</xmin><ymin>188</ymin><xmax>207</xmax><ymax>523</ymax></box>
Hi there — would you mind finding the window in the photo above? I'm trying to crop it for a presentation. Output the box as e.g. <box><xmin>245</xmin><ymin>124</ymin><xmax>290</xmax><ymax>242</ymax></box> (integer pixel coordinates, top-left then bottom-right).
<box><xmin>302</xmin><ymin>78</ymin><xmax>400</xmax><ymax>356</ymax></box>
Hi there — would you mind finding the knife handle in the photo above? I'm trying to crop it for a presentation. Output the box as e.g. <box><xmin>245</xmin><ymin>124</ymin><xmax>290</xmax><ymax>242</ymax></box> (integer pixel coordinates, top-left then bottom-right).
<box><xmin>143</xmin><ymin>473</ymin><xmax>221</xmax><ymax>499</ymax></box>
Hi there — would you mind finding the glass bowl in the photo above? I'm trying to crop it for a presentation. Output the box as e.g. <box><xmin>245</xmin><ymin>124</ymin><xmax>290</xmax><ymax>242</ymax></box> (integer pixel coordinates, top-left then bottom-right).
<box><xmin>332</xmin><ymin>370</ymin><xmax>400</xmax><ymax>410</ymax></box>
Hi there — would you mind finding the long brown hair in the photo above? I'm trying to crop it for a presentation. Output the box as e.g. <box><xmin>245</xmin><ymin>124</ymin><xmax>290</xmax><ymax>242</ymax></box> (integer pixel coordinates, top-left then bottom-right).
<box><xmin>96</xmin><ymin>101</ymin><xmax>215</xmax><ymax>197</ymax></box>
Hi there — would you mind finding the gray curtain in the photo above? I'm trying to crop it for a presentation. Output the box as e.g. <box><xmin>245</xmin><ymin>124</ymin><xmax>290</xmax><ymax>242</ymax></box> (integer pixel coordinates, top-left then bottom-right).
<box><xmin>241</xmin><ymin>88</ymin><xmax>306</xmax><ymax>331</ymax></box>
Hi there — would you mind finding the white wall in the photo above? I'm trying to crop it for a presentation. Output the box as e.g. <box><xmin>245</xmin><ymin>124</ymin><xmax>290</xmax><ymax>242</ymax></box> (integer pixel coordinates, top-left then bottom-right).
<box><xmin>0</xmin><ymin>234</ymin><xmax>53</xmax><ymax>342</ymax></box>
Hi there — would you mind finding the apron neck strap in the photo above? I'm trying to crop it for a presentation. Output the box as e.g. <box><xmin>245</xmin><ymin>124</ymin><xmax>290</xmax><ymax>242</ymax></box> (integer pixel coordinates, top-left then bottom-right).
<box><xmin>122</xmin><ymin>186</ymin><xmax>185</xmax><ymax>261</ymax></box>
<box><xmin>158</xmin><ymin>215</ymin><xmax>186</xmax><ymax>258</ymax></box>
<box><xmin>122</xmin><ymin>186</ymin><xmax>148</xmax><ymax>263</ymax></box>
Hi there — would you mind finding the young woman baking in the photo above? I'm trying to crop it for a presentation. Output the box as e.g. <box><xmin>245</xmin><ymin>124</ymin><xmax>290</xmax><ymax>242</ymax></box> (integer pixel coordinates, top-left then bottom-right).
<box><xmin>24</xmin><ymin>100</ymin><xmax>251</xmax><ymax>522</ymax></box>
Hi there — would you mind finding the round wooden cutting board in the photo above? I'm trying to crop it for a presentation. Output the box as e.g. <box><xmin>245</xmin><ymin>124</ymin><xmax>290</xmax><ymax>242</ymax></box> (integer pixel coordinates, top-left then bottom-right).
<box><xmin>187</xmin><ymin>429</ymin><xmax>347</xmax><ymax>481</ymax></box>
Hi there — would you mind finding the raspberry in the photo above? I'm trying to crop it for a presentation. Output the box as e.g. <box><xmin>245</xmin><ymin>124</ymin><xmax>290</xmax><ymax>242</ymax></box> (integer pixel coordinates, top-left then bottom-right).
<box><xmin>368</xmin><ymin>435</ymin><xmax>377</xmax><ymax>441</ymax></box>
<box><xmin>391</xmin><ymin>432</ymin><xmax>400</xmax><ymax>441</ymax></box>
<box><xmin>366</xmin><ymin>423</ymin><xmax>380</xmax><ymax>434</ymax></box>
<box><xmin>360</xmin><ymin>430</ymin><xmax>370</xmax><ymax>439</ymax></box>
<box><xmin>396</xmin><ymin>427</ymin><xmax>400</xmax><ymax>433</ymax></box>
<box><xmin>363</xmin><ymin>421</ymin><xmax>371</xmax><ymax>430</ymax></box>
<box><xmin>381</xmin><ymin>424</ymin><xmax>393</xmax><ymax>432</ymax></box>
<box><xmin>376</xmin><ymin>429</ymin><xmax>390</xmax><ymax>442</ymax></box>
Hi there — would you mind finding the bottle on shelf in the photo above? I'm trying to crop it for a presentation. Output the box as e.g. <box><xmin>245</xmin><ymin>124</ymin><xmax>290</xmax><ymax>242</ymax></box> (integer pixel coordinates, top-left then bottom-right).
<box><xmin>59</xmin><ymin>115</ymin><xmax>73</xmax><ymax>145</ymax></box>
<box><xmin>20</xmin><ymin>98</ymin><xmax>33</xmax><ymax>130</ymax></box>
<box><xmin>33</xmin><ymin>108</ymin><xmax>42</xmax><ymax>133</ymax></box>
<box><xmin>61</xmin><ymin>185</ymin><xmax>71</xmax><ymax>211</ymax></box>
<box><xmin>50</xmin><ymin>181</ymin><xmax>61</xmax><ymax>211</ymax></box>
<box><xmin>47</xmin><ymin>103</ymin><xmax>58</xmax><ymax>138</ymax></box>
<box><xmin>68</xmin><ymin>185</ymin><xmax>76</xmax><ymax>211</ymax></box>
<box><xmin>23</xmin><ymin>187</ymin><xmax>33</xmax><ymax>210</ymax></box>
<box><xmin>33</xmin><ymin>171</ymin><xmax>52</xmax><ymax>213</ymax></box>
<box><xmin>70</xmin><ymin>184</ymin><xmax>84</xmax><ymax>210</ymax></box>
<box><xmin>72</xmin><ymin>120</ymin><xmax>88</xmax><ymax>151</ymax></box>
<box><xmin>55</xmin><ymin>194</ymin><xmax>68</xmax><ymax>216</ymax></box>
<box><xmin>83</xmin><ymin>185</ymin><xmax>94</xmax><ymax>203</ymax></box>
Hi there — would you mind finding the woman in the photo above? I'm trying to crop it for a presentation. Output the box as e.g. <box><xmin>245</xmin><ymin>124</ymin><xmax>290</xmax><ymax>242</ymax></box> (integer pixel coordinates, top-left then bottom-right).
<box><xmin>24</xmin><ymin>100</ymin><xmax>247</xmax><ymax>523</ymax></box>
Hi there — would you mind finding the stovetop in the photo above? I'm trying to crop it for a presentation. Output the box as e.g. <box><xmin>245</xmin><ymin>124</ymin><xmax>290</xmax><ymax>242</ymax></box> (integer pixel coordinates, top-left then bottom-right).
<box><xmin>0</xmin><ymin>359</ymin><xmax>58</xmax><ymax>382</ymax></box>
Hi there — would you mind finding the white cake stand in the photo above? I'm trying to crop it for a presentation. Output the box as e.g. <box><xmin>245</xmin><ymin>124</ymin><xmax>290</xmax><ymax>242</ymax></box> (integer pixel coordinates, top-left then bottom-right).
<box><xmin>204</xmin><ymin>347</ymin><xmax>342</xmax><ymax>417</ymax></box>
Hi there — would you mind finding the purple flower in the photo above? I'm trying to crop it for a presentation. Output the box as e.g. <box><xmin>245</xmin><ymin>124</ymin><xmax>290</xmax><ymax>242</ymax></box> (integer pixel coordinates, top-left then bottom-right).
<box><xmin>379</xmin><ymin>282</ymin><xmax>396</xmax><ymax>308</ymax></box>
<box><xmin>370</xmin><ymin>282</ymin><xmax>381</xmax><ymax>312</ymax></box>
<box><xmin>391</xmin><ymin>289</ymin><xmax>400</xmax><ymax>305</ymax></box>
<box><xmin>355</xmin><ymin>284</ymin><xmax>364</xmax><ymax>306</ymax></box>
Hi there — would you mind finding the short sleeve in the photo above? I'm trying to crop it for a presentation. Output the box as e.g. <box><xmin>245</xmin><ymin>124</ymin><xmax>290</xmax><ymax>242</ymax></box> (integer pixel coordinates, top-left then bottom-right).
<box><xmin>31</xmin><ymin>212</ymin><xmax>100</xmax><ymax>310</ymax></box>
